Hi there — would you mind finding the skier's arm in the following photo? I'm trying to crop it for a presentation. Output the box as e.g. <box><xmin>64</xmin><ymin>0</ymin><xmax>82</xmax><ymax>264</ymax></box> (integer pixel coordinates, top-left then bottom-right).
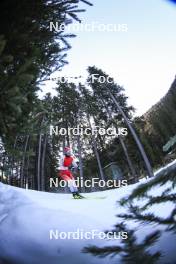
<box><xmin>72</xmin><ymin>158</ymin><xmax>78</xmax><ymax>169</ymax></box>
<box><xmin>58</xmin><ymin>156</ymin><xmax>68</xmax><ymax>170</ymax></box>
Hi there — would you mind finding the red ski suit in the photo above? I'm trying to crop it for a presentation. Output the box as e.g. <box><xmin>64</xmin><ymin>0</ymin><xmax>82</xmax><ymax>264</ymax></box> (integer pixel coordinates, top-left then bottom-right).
<box><xmin>59</xmin><ymin>156</ymin><xmax>76</xmax><ymax>181</ymax></box>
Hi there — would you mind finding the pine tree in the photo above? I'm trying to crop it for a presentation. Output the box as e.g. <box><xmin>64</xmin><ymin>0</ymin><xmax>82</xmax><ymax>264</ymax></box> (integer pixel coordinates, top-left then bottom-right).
<box><xmin>83</xmin><ymin>223</ymin><xmax>161</xmax><ymax>264</ymax></box>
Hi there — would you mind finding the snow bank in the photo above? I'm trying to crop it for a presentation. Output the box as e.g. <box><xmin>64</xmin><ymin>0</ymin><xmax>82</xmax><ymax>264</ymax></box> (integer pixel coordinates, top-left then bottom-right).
<box><xmin>0</xmin><ymin>183</ymin><xmax>123</xmax><ymax>264</ymax></box>
<box><xmin>0</xmin><ymin>167</ymin><xmax>176</xmax><ymax>264</ymax></box>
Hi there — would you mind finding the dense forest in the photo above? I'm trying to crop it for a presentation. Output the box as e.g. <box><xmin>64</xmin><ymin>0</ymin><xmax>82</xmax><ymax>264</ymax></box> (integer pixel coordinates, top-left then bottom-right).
<box><xmin>0</xmin><ymin>1</ymin><xmax>176</xmax><ymax>264</ymax></box>
<box><xmin>0</xmin><ymin>0</ymin><xmax>176</xmax><ymax>192</ymax></box>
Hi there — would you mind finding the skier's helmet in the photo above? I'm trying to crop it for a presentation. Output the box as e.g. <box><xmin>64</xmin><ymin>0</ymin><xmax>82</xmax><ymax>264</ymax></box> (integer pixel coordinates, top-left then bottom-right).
<box><xmin>64</xmin><ymin>147</ymin><xmax>71</xmax><ymax>156</ymax></box>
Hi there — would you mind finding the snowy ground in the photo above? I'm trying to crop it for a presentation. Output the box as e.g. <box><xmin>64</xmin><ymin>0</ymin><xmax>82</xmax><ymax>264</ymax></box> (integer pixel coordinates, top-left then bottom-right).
<box><xmin>0</xmin><ymin>161</ymin><xmax>176</xmax><ymax>264</ymax></box>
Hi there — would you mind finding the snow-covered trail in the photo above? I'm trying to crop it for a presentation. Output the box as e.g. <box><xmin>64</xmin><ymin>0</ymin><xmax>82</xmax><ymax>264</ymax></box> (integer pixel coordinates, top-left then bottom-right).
<box><xmin>0</xmin><ymin>162</ymin><xmax>176</xmax><ymax>264</ymax></box>
<box><xmin>0</xmin><ymin>182</ymin><xmax>134</xmax><ymax>264</ymax></box>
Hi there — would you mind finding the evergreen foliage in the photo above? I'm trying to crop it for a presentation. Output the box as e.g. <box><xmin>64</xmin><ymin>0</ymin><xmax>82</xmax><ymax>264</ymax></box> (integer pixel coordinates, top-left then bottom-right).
<box><xmin>83</xmin><ymin>167</ymin><xmax>176</xmax><ymax>263</ymax></box>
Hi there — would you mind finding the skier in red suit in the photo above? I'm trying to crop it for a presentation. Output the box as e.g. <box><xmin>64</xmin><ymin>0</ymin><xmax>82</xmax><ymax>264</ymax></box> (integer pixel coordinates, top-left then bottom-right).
<box><xmin>59</xmin><ymin>147</ymin><xmax>84</xmax><ymax>199</ymax></box>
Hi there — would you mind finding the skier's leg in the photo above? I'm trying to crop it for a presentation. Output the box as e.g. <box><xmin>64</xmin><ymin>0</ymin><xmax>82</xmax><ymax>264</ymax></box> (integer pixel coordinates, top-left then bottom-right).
<box><xmin>68</xmin><ymin>182</ymin><xmax>84</xmax><ymax>199</ymax></box>
<box><xmin>60</xmin><ymin>170</ymin><xmax>84</xmax><ymax>198</ymax></box>
<box><xmin>70</xmin><ymin>182</ymin><xmax>85</xmax><ymax>199</ymax></box>
<box><xmin>66</xmin><ymin>171</ymin><xmax>81</xmax><ymax>197</ymax></box>
<box><xmin>68</xmin><ymin>179</ymin><xmax>78</xmax><ymax>193</ymax></box>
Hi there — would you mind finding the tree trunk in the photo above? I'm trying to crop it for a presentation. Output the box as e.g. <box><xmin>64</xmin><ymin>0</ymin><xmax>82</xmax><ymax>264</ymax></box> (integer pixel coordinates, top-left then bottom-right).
<box><xmin>87</xmin><ymin>114</ymin><xmax>105</xmax><ymax>181</ymax></box>
<box><xmin>119</xmin><ymin>136</ymin><xmax>138</xmax><ymax>182</ymax></box>
<box><xmin>101</xmin><ymin>97</ymin><xmax>137</xmax><ymax>181</ymax></box>
<box><xmin>37</xmin><ymin>134</ymin><xmax>42</xmax><ymax>190</ymax></box>
<box><xmin>107</xmin><ymin>89</ymin><xmax>154</xmax><ymax>178</ymax></box>
<box><xmin>25</xmin><ymin>154</ymin><xmax>30</xmax><ymax>189</ymax></box>
<box><xmin>66</xmin><ymin>121</ymin><xmax>70</xmax><ymax>146</ymax></box>
<box><xmin>20</xmin><ymin>135</ymin><xmax>29</xmax><ymax>188</ymax></box>
<box><xmin>41</xmin><ymin>134</ymin><xmax>47</xmax><ymax>191</ymax></box>
<box><xmin>9</xmin><ymin>136</ymin><xmax>18</xmax><ymax>186</ymax></box>
<box><xmin>77</xmin><ymin>135</ymin><xmax>85</xmax><ymax>192</ymax></box>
